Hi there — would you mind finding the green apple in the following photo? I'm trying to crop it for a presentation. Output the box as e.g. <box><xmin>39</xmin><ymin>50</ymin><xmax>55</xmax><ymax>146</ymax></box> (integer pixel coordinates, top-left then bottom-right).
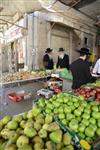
<box><xmin>63</xmin><ymin>98</ymin><xmax>68</xmax><ymax>103</ymax></box>
<box><xmin>74</xmin><ymin>109</ymin><xmax>82</xmax><ymax>117</ymax></box>
<box><xmin>89</xmin><ymin>118</ymin><xmax>96</xmax><ymax>125</ymax></box>
<box><xmin>32</xmin><ymin>107</ymin><xmax>41</xmax><ymax>117</ymax></box>
<box><xmin>7</xmin><ymin>121</ymin><xmax>18</xmax><ymax>130</ymax></box>
<box><xmin>13</xmin><ymin>115</ymin><xmax>22</xmax><ymax>123</ymax></box>
<box><xmin>82</xmin><ymin>119</ymin><xmax>89</xmax><ymax>126</ymax></box>
<box><xmin>9</xmin><ymin>131</ymin><xmax>19</xmax><ymax>143</ymax></box>
<box><xmin>74</xmin><ymin>102</ymin><xmax>79</xmax><ymax>108</ymax></box>
<box><xmin>82</xmin><ymin>113</ymin><xmax>90</xmax><ymax>120</ymax></box>
<box><xmin>20</xmin><ymin>120</ymin><xmax>26</xmax><ymax>129</ymax></box>
<box><xmin>78</xmin><ymin>124</ymin><xmax>85</xmax><ymax>133</ymax></box>
<box><xmin>45</xmin><ymin>108</ymin><xmax>51</xmax><ymax>114</ymax></box>
<box><xmin>61</xmin><ymin>119</ymin><xmax>67</xmax><ymax>125</ymax></box>
<box><xmin>66</xmin><ymin>113</ymin><xmax>74</xmax><ymax>121</ymax></box>
<box><xmin>2</xmin><ymin>115</ymin><xmax>12</xmax><ymax>125</ymax></box>
<box><xmin>58</xmin><ymin>107</ymin><xmax>64</xmax><ymax>113</ymax></box>
<box><xmin>59</xmin><ymin>113</ymin><xmax>65</xmax><ymax>120</ymax></box>
<box><xmin>49</xmin><ymin>130</ymin><xmax>62</xmax><ymax>144</ymax></box>
<box><xmin>92</xmin><ymin>112</ymin><xmax>100</xmax><ymax>119</ymax></box>
<box><xmin>18</xmin><ymin>145</ymin><xmax>32</xmax><ymax>150</ymax></box>
<box><xmin>38</xmin><ymin>129</ymin><xmax>47</xmax><ymax>138</ymax></box>
<box><xmin>92</xmin><ymin>106</ymin><xmax>99</xmax><ymax>112</ymax></box>
<box><xmin>45</xmin><ymin>115</ymin><xmax>53</xmax><ymax>124</ymax></box>
<box><xmin>78</xmin><ymin>132</ymin><xmax>85</xmax><ymax>139</ymax></box>
<box><xmin>27</xmin><ymin>111</ymin><xmax>33</xmax><ymax>119</ymax></box>
<box><xmin>85</xmin><ymin>127</ymin><xmax>95</xmax><ymax>138</ymax></box>
<box><xmin>17</xmin><ymin>135</ymin><xmax>29</xmax><ymax>147</ymax></box>
<box><xmin>96</xmin><ymin>128</ymin><xmax>100</xmax><ymax>136</ymax></box>
<box><xmin>89</xmin><ymin>124</ymin><xmax>97</xmax><ymax>132</ymax></box>
<box><xmin>69</xmin><ymin>120</ymin><xmax>78</xmax><ymax>132</ymax></box>
<box><xmin>5</xmin><ymin>144</ymin><xmax>17</xmax><ymax>150</ymax></box>
<box><xmin>97</xmin><ymin>119</ymin><xmax>100</xmax><ymax>128</ymax></box>
<box><xmin>64</xmin><ymin>107</ymin><xmax>71</xmax><ymax>113</ymax></box>
<box><xmin>72</xmin><ymin>98</ymin><xmax>78</xmax><ymax>102</ymax></box>
<box><xmin>24</xmin><ymin>127</ymin><xmax>37</xmax><ymax>138</ymax></box>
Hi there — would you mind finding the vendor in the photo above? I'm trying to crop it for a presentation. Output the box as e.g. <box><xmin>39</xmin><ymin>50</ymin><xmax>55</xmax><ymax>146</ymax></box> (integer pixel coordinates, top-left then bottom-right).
<box><xmin>56</xmin><ymin>48</ymin><xmax>69</xmax><ymax>70</ymax></box>
<box><xmin>92</xmin><ymin>58</ymin><xmax>100</xmax><ymax>75</ymax></box>
<box><xmin>43</xmin><ymin>48</ymin><xmax>54</xmax><ymax>70</ymax></box>
<box><xmin>70</xmin><ymin>48</ymin><xmax>93</xmax><ymax>89</ymax></box>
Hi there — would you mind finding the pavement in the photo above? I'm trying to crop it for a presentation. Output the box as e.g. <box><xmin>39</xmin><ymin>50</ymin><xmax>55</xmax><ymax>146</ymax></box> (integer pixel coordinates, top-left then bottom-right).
<box><xmin>0</xmin><ymin>81</ymin><xmax>44</xmax><ymax>119</ymax></box>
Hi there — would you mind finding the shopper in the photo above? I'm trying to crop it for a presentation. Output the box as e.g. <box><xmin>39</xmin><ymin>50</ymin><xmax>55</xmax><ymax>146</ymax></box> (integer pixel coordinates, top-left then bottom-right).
<box><xmin>70</xmin><ymin>48</ymin><xmax>93</xmax><ymax>89</ymax></box>
<box><xmin>43</xmin><ymin>48</ymin><xmax>54</xmax><ymax>70</ymax></box>
<box><xmin>93</xmin><ymin>58</ymin><xmax>100</xmax><ymax>75</ymax></box>
<box><xmin>56</xmin><ymin>48</ymin><xmax>69</xmax><ymax>70</ymax></box>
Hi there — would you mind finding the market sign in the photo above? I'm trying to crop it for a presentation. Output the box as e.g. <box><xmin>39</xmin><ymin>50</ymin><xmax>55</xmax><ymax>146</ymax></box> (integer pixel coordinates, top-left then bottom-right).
<box><xmin>5</xmin><ymin>19</ymin><xmax>24</xmax><ymax>43</ymax></box>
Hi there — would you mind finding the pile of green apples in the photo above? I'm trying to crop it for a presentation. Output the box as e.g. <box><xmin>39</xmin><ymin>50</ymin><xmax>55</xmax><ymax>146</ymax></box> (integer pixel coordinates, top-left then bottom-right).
<box><xmin>0</xmin><ymin>106</ymin><xmax>74</xmax><ymax>150</ymax></box>
<box><xmin>37</xmin><ymin>93</ymin><xmax>100</xmax><ymax>143</ymax></box>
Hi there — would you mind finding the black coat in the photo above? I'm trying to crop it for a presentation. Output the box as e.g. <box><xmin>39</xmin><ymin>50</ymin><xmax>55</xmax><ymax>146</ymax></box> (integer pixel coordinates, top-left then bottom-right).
<box><xmin>70</xmin><ymin>58</ymin><xmax>93</xmax><ymax>89</ymax></box>
<box><xmin>43</xmin><ymin>54</ymin><xmax>54</xmax><ymax>70</ymax></box>
<box><xmin>56</xmin><ymin>54</ymin><xmax>69</xmax><ymax>70</ymax></box>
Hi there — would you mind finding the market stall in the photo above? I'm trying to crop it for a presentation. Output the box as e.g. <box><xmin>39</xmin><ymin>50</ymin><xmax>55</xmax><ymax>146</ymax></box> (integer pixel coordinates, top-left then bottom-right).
<box><xmin>0</xmin><ymin>79</ymin><xmax>100</xmax><ymax>149</ymax></box>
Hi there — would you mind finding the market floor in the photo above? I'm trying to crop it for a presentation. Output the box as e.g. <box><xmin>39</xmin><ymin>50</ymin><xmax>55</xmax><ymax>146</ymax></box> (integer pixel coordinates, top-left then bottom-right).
<box><xmin>0</xmin><ymin>81</ymin><xmax>44</xmax><ymax>119</ymax></box>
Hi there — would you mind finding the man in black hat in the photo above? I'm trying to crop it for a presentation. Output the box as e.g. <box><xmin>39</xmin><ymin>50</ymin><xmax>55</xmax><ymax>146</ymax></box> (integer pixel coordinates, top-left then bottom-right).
<box><xmin>56</xmin><ymin>48</ymin><xmax>69</xmax><ymax>70</ymax></box>
<box><xmin>43</xmin><ymin>48</ymin><xmax>54</xmax><ymax>70</ymax></box>
<box><xmin>70</xmin><ymin>48</ymin><xmax>93</xmax><ymax>89</ymax></box>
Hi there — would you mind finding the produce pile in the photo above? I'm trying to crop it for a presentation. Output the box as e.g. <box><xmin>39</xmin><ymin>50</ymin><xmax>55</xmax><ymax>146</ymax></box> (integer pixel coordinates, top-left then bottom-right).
<box><xmin>74</xmin><ymin>87</ymin><xmax>100</xmax><ymax>101</ymax></box>
<box><xmin>0</xmin><ymin>107</ymin><xmax>74</xmax><ymax>150</ymax></box>
<box><xmin>0</xmin><ymin>71</ymin><xmax>47</xmax><ymax>83</ymax></box>
<box><xmin>37</xmin><ymin>93</ymin><xmax>100</xmax><ymax>143</ymax></box>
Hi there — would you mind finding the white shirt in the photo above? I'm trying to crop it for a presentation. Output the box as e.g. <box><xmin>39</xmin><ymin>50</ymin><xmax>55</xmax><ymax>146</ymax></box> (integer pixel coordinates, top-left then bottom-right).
<box><xmin>93</xmin><ymin>59</ymin><xmax>100</xmax><ymax>74</ymax></box>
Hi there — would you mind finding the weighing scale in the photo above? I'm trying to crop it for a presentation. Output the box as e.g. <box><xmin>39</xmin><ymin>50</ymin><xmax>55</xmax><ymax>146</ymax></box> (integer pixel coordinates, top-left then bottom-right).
<box><xmin>37</xmin><ymin>89</ymin><xmax>54</xmax><ymax>99</ymax></box>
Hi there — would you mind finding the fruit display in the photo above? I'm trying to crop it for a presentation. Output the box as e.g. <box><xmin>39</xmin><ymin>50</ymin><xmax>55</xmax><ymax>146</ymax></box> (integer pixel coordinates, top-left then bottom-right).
<box><xmin>0</xmin><ymin>107</ymin><xmax>74</xmax><ymax>150</ymax></box>
<box><xmin>37</xmin><ymin>93</ymin><xmax>100</xmax><ymax>143</ymax></box>
<box><xmin>74</xmin><ymin>87</ymin><xmax>100</xmax><ymax>101</ymax></box>
<box><xmin>0</xmin><ymin>70</ymin><xmax>48</xmax><ymax>83</ymax></box>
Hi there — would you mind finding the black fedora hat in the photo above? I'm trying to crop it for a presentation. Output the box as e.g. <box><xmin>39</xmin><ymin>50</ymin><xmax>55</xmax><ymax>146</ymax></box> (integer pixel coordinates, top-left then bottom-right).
<box><xmin>77</xmin><ymin>48</ymin><xmax>91</xmax><ymax>55</ymax></box>
<box><xmin>58</xmin><ymin>48</ymin><xmax>65</xmax><ymax>52</ymax></box>
<box><xmin>45</xmin><ymin>48</ymin><xmax>53</xmax><ymax>53</ymax></box>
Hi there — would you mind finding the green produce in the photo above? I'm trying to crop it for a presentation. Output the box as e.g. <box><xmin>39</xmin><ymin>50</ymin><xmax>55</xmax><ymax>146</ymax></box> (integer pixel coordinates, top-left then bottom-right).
<box><xmin>18</xmin><ymin>145</ymin><xmax>32</xmax><ymax>150</ymax></box>
<box><xmin>22</xmin><ymin>112</ymin><xmax>28</xmax><ymax>120</ymax></box>
<box><xmin>85</xmin><ymin>127</ymin><xmax>95</xmax><ymax>138</ymax></box>
<box><xmin>32</xmin><ymin>136</ymin><xmax>44</xmax><ymax>146</ymax></box>
<box><xmin>9</xmin><ymin>131</ymin><xmax>19</xmax><ymax>143</ymax></box>
<box><xmin>46</xmin><ymin>141</ymin><xmax>56</xmax><ymax>150</ymax></box>
<box><xmin>20</xmin><ymin>120</ymin><xmax>26</xmax><ymax>129</ymax></box>
<box><xmin>63</xmin><ymin>133</ymin><xmax>72</xmax><ymax>145</ymax></box>
<box><xmin>45</xmin><ymin>115</ymin><xmax>53</xmax><ymax>124</ymax></box>
<box><xmin>24</xmin><ymin>127</ymin><xmax>37</xmax><ymax>138</ymax></box>
<box><xmin>7</xmin><ymin>121</ymin><xmax>18</xmax><ymax>130</ymax></box>
<box><xmin>27</xmin><ymin>111</ymin><xmax>33</xmax><ymax>119</ymax></box>
<box><xmin>92</xmin><ymin>112</ymin><xmax>100</xmax><ymax>119</ymax></box>
<box><xmin>13</xmin><ymin>115</ymin><xmax>23</xmax><ymax>123</ymax></box>
<box><xmin>34</xmin><ymin>122</ymin><xmax>41</xmax><ymax>131</ymax></box>
<box><xmin>16</xmin><ymin>135</ymin><xmax>29</xmax><ymax>147</ymax></box>
<box><xmin>96</xmin><ymin>128</ymin><xmax>100</xmax><ymax>136</ymax></box>
<box><xmin>38</xmin><ymin>129</ymin><xmax>47</xmax><ymax>138</ymax></box>
<box><xmin>2</xmin><ymin>115</ymin><xmax>12</xmax><ymax>125</ymax></box>
<box><xmin>34</xmin><ymin>143</ymin><xmax>43</xmax><ymax>150</ymax></box>
<box><xmin>89</xmin><ymin>118</ymin><xmax>96</xmax><ymax>125</ymax></box>
<box><xmin>1</xmin><ymin>129</ymin><xmax>11</xmax><ymax>139</ymax></box>
<box><xmin>5</xmin><ymin>144</ymin><xmax>17</xmax><ymax>150</ymax></box>
<box><xmin>47</xmin><ymin>122</ymin><xmax>60</xmax><ymax>132</ymax></box>
<box><xmin>50</xmin><ymin>130</ymin><xmax>62</xmax><ymax>144</ymax></box>
<box><xmin>32</xmin><ymin>107</ymin><xmax>41</xmax><ymax>117</ymax></box>
<box><xmin>0</xmin><ymin>122</ymin><xmax>3</xmax><ymax>131</ymax></box>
